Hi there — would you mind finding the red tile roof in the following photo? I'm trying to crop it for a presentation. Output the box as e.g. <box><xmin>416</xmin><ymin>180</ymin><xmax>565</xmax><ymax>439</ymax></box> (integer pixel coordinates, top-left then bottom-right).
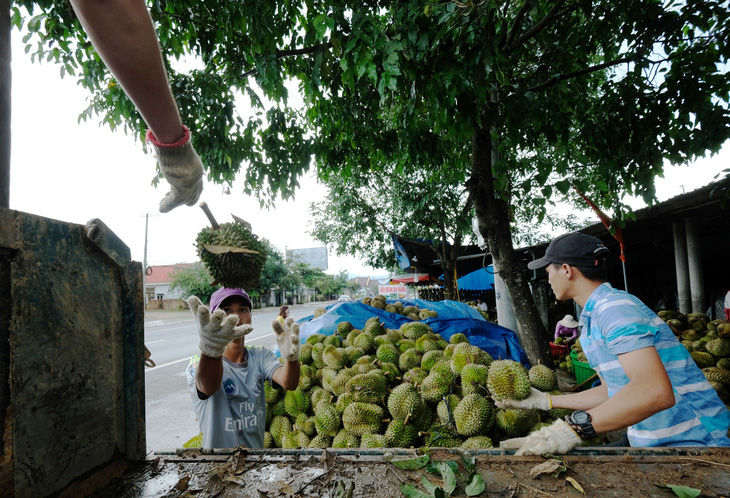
<box><xmin>145</xmin><ymin>264</ymin><xmax>194</xmax><ymax>284</ymax></box>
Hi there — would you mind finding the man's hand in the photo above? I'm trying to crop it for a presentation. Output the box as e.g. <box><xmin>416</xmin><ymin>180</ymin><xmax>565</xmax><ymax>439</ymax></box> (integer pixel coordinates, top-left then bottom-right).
<box><xmin>187</xmin><ymin>296</ymin><xmax>253</xmax><ymax>358</ymax></box>
<box><xmin>147</xmin><ymin>126</ymin><xmax>204</xmax><ymax>213</ymax></box>
<box><xmin>500</xmin><ymin>419</ymin><xmax>582</xmax><ymax>456</ymax></box>
<box><xmin>272</xmin><ymin>317</ymin><xmax>300</xmax><ymax>362</ymax></box>
<box><xmin>494</xmin><ymin>387</ymin><xmax>551</xmax><ymax>411</ymax></box>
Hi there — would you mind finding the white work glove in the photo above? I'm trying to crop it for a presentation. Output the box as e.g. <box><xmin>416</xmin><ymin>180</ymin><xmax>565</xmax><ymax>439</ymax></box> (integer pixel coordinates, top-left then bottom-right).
<box><xmin>272</xmin><ymin>317</ymin><xmax>301</xmax><ymax>362</ymax></box>
<box><xmin>494</xmin><ymin>387</ymin><xmax>551</xmax><ymax>411</ymax></box>
<box><xmin>146</xmin><ymin>125</ymin><xmax>204</xmax><ymax>213</ymax></box>
<box><xmin>501</xmin><ymin>419</ymin><xmax>582</xmax><ymax>456</ymax></box>
<box><xmin>187</xmin><ymin>296</ymin><xmax>253</xmax><ymax>358</ymax></box>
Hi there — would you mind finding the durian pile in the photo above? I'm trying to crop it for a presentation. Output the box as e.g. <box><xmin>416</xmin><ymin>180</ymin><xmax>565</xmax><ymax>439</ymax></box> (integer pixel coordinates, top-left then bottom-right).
<box><xmin>314</xmin><ymin>297</ymin><xmax>438</xmax><ymax>321</ymax></box>
<box><xmin>658</xmin><ymin>310</ymin><xmax>730</xmax><ymax>404</ymax></box>
<box><xmin>262</xmin><ymin>312</ymin><xmax>585</xmax><ymax>449</ymax></box>
<box><xmin>195</xmin><ymin>222</ymin><xmax>268</xmax><ymax>289</ymax></box>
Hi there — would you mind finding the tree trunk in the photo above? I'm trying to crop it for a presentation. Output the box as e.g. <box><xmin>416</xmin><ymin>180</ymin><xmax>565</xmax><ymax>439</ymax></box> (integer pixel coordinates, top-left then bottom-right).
<box><xmin>468</xmin><ymin>125</ymin><xmax>553</xmax><ymax>367</ymax></box>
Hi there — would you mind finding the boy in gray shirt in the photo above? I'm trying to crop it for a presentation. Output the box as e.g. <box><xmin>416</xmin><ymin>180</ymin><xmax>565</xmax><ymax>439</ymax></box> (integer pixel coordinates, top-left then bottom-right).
<box><xmin>186</xmin><ymin>288</ymin><xmax>301</xmax><ymax>449</ymax></box>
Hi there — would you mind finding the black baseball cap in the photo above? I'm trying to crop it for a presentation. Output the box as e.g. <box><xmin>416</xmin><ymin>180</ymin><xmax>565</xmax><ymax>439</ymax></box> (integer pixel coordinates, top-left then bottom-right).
<box><xmin>528</xmin><ymin>233</ymin><xmax>610</xmax><ymax>270</ymax></box>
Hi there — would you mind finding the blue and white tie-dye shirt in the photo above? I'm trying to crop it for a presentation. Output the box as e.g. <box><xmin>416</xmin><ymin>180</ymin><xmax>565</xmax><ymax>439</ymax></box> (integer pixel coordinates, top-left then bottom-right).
<box><xmin>579</xmin><ymin>283</ymin><xmax>730</xmax><ymax>447</ymax></box>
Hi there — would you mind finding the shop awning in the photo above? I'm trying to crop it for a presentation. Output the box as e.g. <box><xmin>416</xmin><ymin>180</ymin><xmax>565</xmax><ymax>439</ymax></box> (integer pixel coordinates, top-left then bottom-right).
<box><xmin>389</xmin><ymin>273</ymin><xmax>432</xmax><ymax>284</ymax></box>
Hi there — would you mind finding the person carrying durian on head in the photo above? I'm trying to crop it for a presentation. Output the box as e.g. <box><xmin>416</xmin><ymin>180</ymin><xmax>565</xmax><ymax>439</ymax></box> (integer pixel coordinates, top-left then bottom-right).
<box><xmin>498</xmin><ymin>233</ymin><xmax>730</xmax><ymax>456</ymax></box>
<box><xmin>185</xmin><ymin>288</ymin><xmax>300</xmax><ymax>449</ymax></box>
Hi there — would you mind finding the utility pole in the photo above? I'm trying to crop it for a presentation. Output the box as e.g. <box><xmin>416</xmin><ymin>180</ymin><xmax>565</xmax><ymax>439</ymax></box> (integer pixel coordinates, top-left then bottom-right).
<box><xmin>141</xmin><ymin>213</ymin><xmax>159</xmax><ymax>305</ymax></box>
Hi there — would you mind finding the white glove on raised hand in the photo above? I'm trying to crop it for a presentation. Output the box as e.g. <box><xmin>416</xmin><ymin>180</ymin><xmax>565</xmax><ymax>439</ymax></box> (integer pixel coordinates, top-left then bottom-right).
<box><xmin>272</xmin><ymin>317</ymin><xmax>301</xmax><ymax>362</ymax></box>
<box><xmin>502</xmin><ymin>419</ymin><xmax>582</xmax><ymax>456</ymax></box>
<box><xmin>187</xmin><ymin>296</ymin><xmax>254</xmax><ymax>358</ymax></box>
<box><xmin>494</xmin><ymin>387</ymin><xmax>551</xmax><ymax>411</ymax></box>
<box><xmin>146</xmin><ymin>125</ymin><xmax>204</xmax><ymax>213</ymax></box>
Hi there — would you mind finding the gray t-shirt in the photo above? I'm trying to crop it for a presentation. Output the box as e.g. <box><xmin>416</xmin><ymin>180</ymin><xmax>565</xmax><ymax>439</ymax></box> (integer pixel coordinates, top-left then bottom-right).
<box><xmin>186</xmin><ymin>347</ymin><xmax>282</xmax><ymax>449</ymax></box>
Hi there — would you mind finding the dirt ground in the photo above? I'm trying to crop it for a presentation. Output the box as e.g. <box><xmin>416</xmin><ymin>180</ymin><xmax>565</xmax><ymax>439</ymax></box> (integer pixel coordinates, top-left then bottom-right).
<box><xmin>64</xmin><ymin>447</ymin><xmax>730</xmax><ymax>498</ymax></box>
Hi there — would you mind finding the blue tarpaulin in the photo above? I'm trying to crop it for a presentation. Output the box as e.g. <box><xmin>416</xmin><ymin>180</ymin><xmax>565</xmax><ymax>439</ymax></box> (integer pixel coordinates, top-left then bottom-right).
<box><xmin>457</xmin><ymin>266</ymin><xmax>495</xmax><ymax>291</ymax></box>
<box><xmin>295</xmin><ymin>299</ymin><xmax>529</xmax><ymax>368</ymax></box>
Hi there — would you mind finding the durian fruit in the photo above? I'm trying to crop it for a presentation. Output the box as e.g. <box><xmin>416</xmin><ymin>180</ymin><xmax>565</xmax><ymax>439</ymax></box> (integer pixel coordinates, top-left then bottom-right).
<box><xmin>437</xmin><ymin>393</ymin><xmax>462</xmax><ymax>425</ymax></box>
<box><xmin>703</xmin><ymin>367</ymin><xmax>730</xmax><ymax>387</ymax></box>
<box><xmin>284</xmin><ymin>387</ymin><xmax>311</xmax><ymax>417</ymax></box>
<box><xmin>460</xmin><ymin>364</ymin><xmax>489</xmax><ymax>396</ymax></box>
<box><xmin>385</xmin><ymin>304</ymin><xmax>398</xmax><ymax>313</ymax></box>
<box><xmin>528</xmin><ymin>364</ymin><xmax>558</xmax><ymax>391</ymax></box>
<box><xmin>402</xmin><ymin>367</ymin><xmax>429</xmax><ymax>385</ymax></box>
<box><xmin>344</xmin><ymin>346</ymin><xmax>366</xmax><ymax>366</ymax></box>
<box><xmin>353</xmin><ymin>333</ymin><xmax>376</xmax><ymax>354</ymax></box>
<box><xmin>454</xmin><ymin>394</ymin><xmax>494</xmax><ymax>436</ymax></box>
<box><xmin>378</xmin><ymin>361</ymin><xmax>402</xmax><ymax>386</ymax></box>
<box><xmin>264</xmin><ymin>380</ymin><xmax>282</xmax><ymax>404</ymax></box>
<box><xmin>450</xmin><ymin>333</ymin><xmax>469</xmax><ymax>345</ymax></box>
<box><xmin>342</xmin><ymin>402</ymin><xmax>385</xmax><ymax>436</ymax></box>
<box><xmin>282</xmin><ymin>430</ymin><xmax>311</xmax><ymax>448</ymax></box>
<box><xmin>691</xmin><ymin>351</ymin><xmax>717</xmax><ymax>368</ymax></box>
<box><xmin>360</xmin><ymin>433</ymin><xmax>390</xmax><ymax>448</ymax></box>
<box><xmin>717</xmin><ymin>358</ymin><xmax>730</xmax><ymax>370</ymax></box>
<box><xmin>376</xmin><ymin>344</ymin><xmax>400</xmax><ymax>364</ymax></box>
<box><xmin>400</xmin><ymin>322</ymin><xmax>432</xmax><ymax>340</ymax></box>
<box><xmin>422</xmin><ymin>424</ymin><xmax>463</xmax><ymax>447</ymax></box>
<box><xmin>495</xmin><ymin>409</ymin><xmax>538</xmax><ymax>437</ymax></box>
<box><xmin>719</xmin><ymin>323</ymin><xmax>730</xmax><ymax>339</ymax></box>
<box><xmin>450</xmin><ymin>343</ymin><xmax>493</xmax><ymax>375</ymax></box>
<box><xmin>419</xmin><ymin>371</ymin><xmax>452</xmax><ymax>403</ymax></box>
<box><xmin>385</xmin><ymin>419</ymin><xmax>419</xmax><ymax>447</ymax></box>
<box><xmin>363</xmin><ymin>320</ymin><xmax>386</xmax><ymax>337</ymax></box>
<box><xmin>324</xmin><ymin>335</ymin><xmax>342</xmax><ymax>347</ymax></box>
<box><xmin>323</xmin><ymin>345</ymin><xmax>346</xmax><ymax>370</ymax></box>
<box><xmin>335</xmin><ymin>392</ymin><xmax>356</xmax><ymax>415</ymax></box>
<box><xmin>487</xmin><ymin>360</ymin><xmax>531</xmax><ymax>401</ymax></box>
<box><xmin>461</xmin><ymin>436</ymin><xmax>494</xmax><ymax>448</ymax></box>
<box><xmin>313</xmin><ymin>307</ymin><xmax>327</xmax><ymax>318</ymax></box>
<box><xmin>346</xmin><ymin>370</ymin><xmax>388</xmax><ymax>404</ymax></box>
<box><xmin>421</xmin><ymin>350</ymin><xmax>446</xmax><ymax>371</ymax></box>
<box><xmin>314</xmin><ymin>400</ymin><xmax>341</xmax><ymax>436</ymax></box>
<box><xmin>299</xmin><ymin>343</ymin><xmax>313</xmax><ymax>364</ymax></box>
<box><xmin>310</xmin><ymin>386</ymin><xmax>329</xmax><ymax>410</ymax></box>
<box><xmin>330</xmin><ymin>368</ymin><xmax>357</xmax><ymax>397</ymax></box>
<box><xmin>269</xmin><ymin>415</ymin><xmax>293</xmax><ymax>447</ymax></box>
<box><xmin>309</xmin><ymin>434</ymin><xmax>333</xmax><ymax>448</ymax></box>
<box><xmin>399</xmin><ymin>348</ymin><xmax>423</xmax><ymax>372</ymax></box>
<box><xmin>710</xmin><ymin>381</ymin><xmax>729</xmax><ymax>403</ymax></box>
<box><xmin>336</xmin><ymin>321</ymin><xmax>354</xmax><ymax>338</ymax></box>
<box><xmin>295</xmin><ymin>413</ymin><xmax>317</xmax><ymax>437</ymax></box>
<box><xmin>388</xmin><ymin>383</ymin><xmax>423</xmax><ymax>420</ymax></box>
<box><xmin>415</xmin><ymin>334</ymin><xmax>441</xmax><ymax>353</ymax></box>
<box><xmin>706</xmin><ymin>338</ymin><xmax>730</xmax><ymax>358</ymax></box>
<box><xmin>195</xmin><ymin>222</ymin><xmax>267</xmax><ymax>289</ymax></box>
<box><xmin>332</xmin><ymin>428</ymin><xmax>360</xmax><ymax>448</ymax></box>
<box><xmin>263</xmin><ymin>432</ymin><xmax>275</xmax><ymax>448</ymax></box>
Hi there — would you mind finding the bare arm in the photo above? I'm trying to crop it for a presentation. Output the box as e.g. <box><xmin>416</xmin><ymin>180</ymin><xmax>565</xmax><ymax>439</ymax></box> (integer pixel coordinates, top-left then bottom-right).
<box><xmin>196</xmin><ymin>353</ymin><xmax>223</xmax><ymax>397</ymax></box>
<box><xmin>587</xmin><ymin>347</ymin><xmax>675</xmax><ymax>433</ymax></box>
<box><xmin>272</xmin><ymin>360</ymin><xmax>301</xmax><ymax>391</ymax></box>
<box><xmin>69</xmin><ymin>0</ymin><xmax>183</xmax><ymax>142</ymax></box>
<box><xmin>553</xmin><ymin>347</ymin><xmax>675</xmax><ymax>433</ymax></box>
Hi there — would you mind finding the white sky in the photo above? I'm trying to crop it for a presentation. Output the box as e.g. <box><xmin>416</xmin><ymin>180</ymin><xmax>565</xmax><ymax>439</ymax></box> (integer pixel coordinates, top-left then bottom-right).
<box><xmin>8</xmin><ymin>30</ymin><xmax>728</xmax><ymax>277</ymax></box>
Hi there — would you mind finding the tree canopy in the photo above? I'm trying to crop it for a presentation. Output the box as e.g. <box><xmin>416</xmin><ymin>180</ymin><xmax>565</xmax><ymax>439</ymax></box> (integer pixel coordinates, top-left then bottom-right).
<box><xmin>16</xmin><ymin>0</ymin><xmax>730</xmax><ymax>365</ymax></box>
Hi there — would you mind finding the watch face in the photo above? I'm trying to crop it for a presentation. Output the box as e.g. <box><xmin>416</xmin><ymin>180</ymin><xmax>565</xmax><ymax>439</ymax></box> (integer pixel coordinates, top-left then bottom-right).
<box><xmin>573</xmin><ymin>411</ymin><xmax>590</xmax><ymax>424</ymax></box>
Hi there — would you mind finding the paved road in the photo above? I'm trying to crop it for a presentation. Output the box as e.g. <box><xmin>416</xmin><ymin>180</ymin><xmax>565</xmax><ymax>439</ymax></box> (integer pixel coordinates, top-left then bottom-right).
<box><xmin>143</xmin><ymin>301</ymin><xmax>330</xmax><ymax>453</ymax></box>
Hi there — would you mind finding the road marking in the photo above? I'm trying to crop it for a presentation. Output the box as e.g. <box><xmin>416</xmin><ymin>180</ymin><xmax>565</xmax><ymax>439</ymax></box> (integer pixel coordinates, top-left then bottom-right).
<box><xmin>146</xmin><ymin>339</ymin><xmax>166</xmax><ymax>345</ymax></box>
<box><xmin>147</xmin><ymin>357</ymin><xmax>191</xmax><ymax>370</ymax></box>
<box><xmin>247</xmin><ymin>332</ymin><xmax>275</xmax><ymax>342</ymax></box>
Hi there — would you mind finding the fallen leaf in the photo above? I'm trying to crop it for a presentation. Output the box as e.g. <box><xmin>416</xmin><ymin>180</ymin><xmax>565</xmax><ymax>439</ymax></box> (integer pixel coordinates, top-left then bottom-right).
<box><xmin>566</xmin><ymin>476</ymin><xmax>585</xmax><ymax>495</ymax></box>
<box><xmin>276</xmin><ymin>480</ymin><xmax>295</xmax><ymax>494</ymax></box>
<box><xmin>653</xmin><ymin>483</ymin><xmax>701</xmax><ymax>498</ymax></box>
<box><xmin>529</xmin><ymin>459</ymin><xmax>563</xmax><ymax>477</ymax></box>
<box><xmin>174</xmin><ymin>475</ymin><xmax>190</xmax><ymax>491</ymax></box>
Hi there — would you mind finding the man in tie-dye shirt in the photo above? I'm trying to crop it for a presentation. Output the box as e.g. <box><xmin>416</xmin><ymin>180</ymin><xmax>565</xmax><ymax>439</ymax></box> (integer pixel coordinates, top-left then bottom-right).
<box><xmin>498</xmin><ymin>232</ymin><xmax>729</xmax><ymax>455</ymax></box>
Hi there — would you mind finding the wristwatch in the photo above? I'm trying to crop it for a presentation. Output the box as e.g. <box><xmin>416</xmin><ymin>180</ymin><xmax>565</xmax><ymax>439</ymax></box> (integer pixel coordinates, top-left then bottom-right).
<box><xmin>565</xmin><ymin>411</ymin><xmax>597</xmax><ymax>440</ymax></box>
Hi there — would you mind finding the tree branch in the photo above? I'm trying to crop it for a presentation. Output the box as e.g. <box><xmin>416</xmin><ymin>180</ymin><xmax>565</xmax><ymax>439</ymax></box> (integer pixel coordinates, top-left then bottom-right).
<box><xmin>241</xmin><ymin>42</ymin><xmax>332</xmax><ymax>78</ymax></box>
<box><xmin>509</xmin><ymin>0</ymin><xmax>569</xmax><ymax>50</ymax></box>
<box><xmin>516</xmin><ymin>55</ymin><xmax>636</xmax><ymax>96</ymax></box>
<box><xmin>504</xmin><ymin>0</ymin><xmax>532</xmax><ymax>49</ymax></box>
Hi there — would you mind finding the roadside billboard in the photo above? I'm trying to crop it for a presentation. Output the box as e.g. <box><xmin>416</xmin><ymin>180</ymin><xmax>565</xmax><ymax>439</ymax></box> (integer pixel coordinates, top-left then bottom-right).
<box><xmin>378</xmin><ymin>285</ymin><xmax>407</xmax><ymax>299</ymax></box>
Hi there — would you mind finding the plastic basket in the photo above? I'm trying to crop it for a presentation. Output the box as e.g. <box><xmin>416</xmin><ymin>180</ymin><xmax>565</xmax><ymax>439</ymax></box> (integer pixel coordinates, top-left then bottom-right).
<box><xmin>549</xmin><ymin>342</ymin><xmax>569</xmax><ymax>360</ymax></box>
<box><xmin>571</xmin><ymin>353</ymin><xmax>597</xmax><ymax>386</ymax></box>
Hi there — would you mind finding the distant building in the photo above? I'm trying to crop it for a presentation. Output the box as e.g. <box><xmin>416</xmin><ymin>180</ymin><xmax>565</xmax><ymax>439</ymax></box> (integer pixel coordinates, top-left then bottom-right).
<box><xmin>145</xmin><ymin>263</ymin><xmax>193</xmax><ymax>302</ymax></box>
<box><xmin>287</xmin><ymin>247</ymin><xmax>328</xmax><ymax>270</ymax></box>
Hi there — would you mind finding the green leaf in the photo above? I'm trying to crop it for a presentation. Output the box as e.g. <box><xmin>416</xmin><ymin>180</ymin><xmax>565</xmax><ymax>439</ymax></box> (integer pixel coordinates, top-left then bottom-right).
<box><xmin>392</xmin><ymin>454</ymin><xmax>430</xmax><ymax>470</ymax></box>
<box><xmin>438</xmin><ymin>461</ymin><xmax>456</xmax><ymax>494</ymax></box>
<box><xmin>421</xmin><ymin>475</ymin><xmax>440</xmax><ymax>494</ymax></box>
<box><xmin>400</xmin><ymin>484</ymin><xmax>435</xmax><ymax>498</ymax></box>
<box><xmin>461</xmin><ymin>454</ymin><xmax>475</xmax><ymax>472</ymax></box>
<box><xmin>653</xmin><ymin>484</ymin><xmax>701</xmax><ymax>498</ymax></box>
<box><xmin>465</xmin><ymin>474</ymin><xmax>486</xmax><ymax>496</ymax></box>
